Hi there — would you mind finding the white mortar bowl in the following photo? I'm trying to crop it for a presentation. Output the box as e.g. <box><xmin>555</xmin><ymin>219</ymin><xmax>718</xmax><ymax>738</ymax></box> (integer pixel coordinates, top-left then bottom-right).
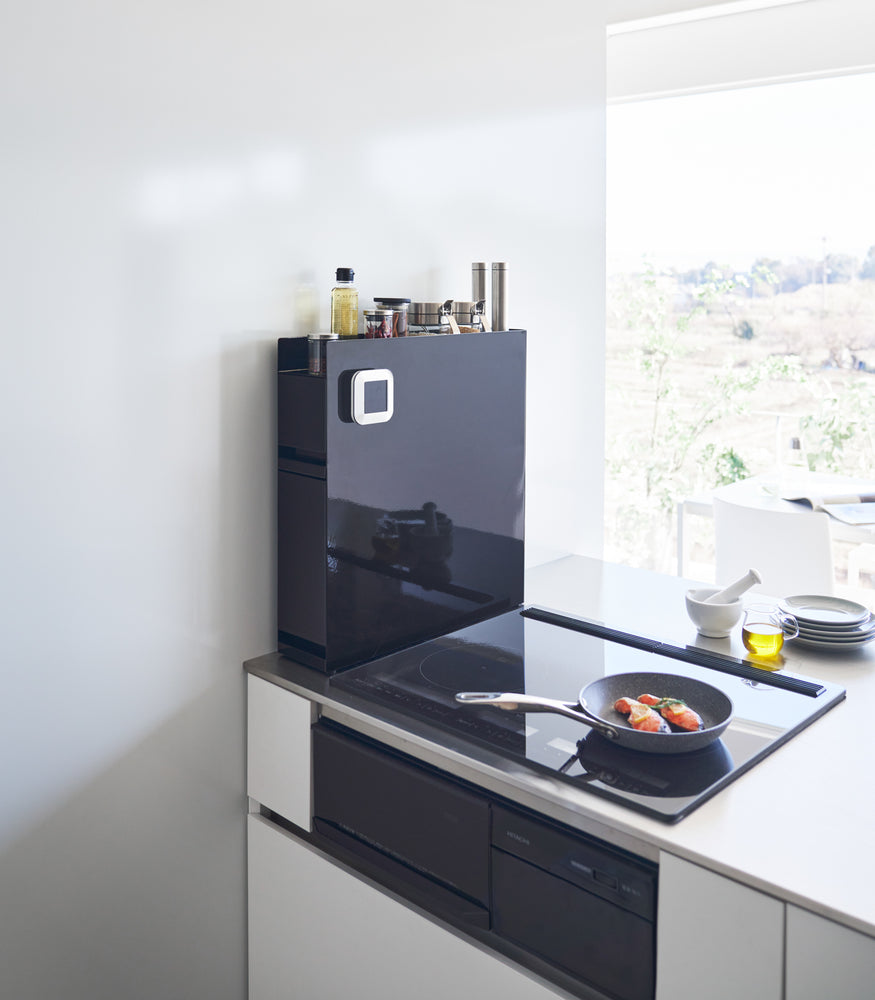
<box><xmin>685</xmin><ymin>587</ymin><xmax>743</xmax><ymax>638</ymax></box>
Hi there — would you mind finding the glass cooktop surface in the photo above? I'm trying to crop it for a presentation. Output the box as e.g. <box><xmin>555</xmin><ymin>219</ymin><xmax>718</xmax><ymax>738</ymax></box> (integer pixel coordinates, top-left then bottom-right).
<box><xmin>331</xmin><ymin>607</ymin><xmax>846</xmax><ymax>822</ymax></box>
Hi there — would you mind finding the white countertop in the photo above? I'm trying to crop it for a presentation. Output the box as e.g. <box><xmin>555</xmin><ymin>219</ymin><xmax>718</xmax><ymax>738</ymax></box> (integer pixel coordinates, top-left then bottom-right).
<box><xmin>246</xmin><ymin>555</ymin><xmax>875</xmax><ymax>939</ymax></box>
<box><xmin>523</xmin><ymin>555</ymin><xmax>875</xmax><ymax>938</ymax></box>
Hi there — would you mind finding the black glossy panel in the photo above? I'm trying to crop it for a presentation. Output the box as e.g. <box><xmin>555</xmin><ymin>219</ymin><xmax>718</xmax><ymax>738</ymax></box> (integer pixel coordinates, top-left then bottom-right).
<box><xmin>277</xmin><ymin>336</ymin><xmax>308</xmax><ymax>372</ymax></box>
<box><xmin>321</xmin><ymin>333</ymin><xmax>525</xmax><ymax>668</ymax></box>
<box><xmin>277</xmin><ymin>333</ymin><xmax>526</xmax><ymax>672</ymax></box>
<box><xmin>277</xmin><ymin>469</ymin><xmax>326</xmax><ymax>648</ymax></box>
<box><xmin>277</xmin><ymin>370</ymin><xmax>326</xmax><ymax>458</ymax></box>
<box><xmin>325</xmin><ymin>334</ymin><xmax>525</xmax><ymax>541</ymax></box>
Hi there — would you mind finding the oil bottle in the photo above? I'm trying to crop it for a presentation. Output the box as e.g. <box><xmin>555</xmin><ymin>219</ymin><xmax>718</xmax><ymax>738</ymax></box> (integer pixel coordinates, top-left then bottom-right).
<box><xmin>330</xmin><ymin>267</ymin><xmax>359</xmax><ymax>338</ymax></box>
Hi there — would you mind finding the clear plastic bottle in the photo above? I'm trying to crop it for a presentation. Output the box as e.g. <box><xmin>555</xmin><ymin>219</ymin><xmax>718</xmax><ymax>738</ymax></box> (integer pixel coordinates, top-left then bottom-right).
<box><xmin>293</xmin><ymin>271</ymin><xmax>319</xmax><ymax>337</ymax></box>
<box><xmin>330</xmin><ymin>267</ymin><xmax>359</xmax><ymax>338</ymax></box>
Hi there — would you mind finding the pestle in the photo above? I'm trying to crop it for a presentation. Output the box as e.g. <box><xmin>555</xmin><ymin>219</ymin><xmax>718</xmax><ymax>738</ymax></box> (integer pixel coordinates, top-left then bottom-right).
<box><xmin>704</xmin><ymin>568</ymin><xmax>762</xmax><ymax>604</ymax></box>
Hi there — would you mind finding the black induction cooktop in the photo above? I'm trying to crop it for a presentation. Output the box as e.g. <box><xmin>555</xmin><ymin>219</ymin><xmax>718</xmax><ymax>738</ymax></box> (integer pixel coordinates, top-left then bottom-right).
<box><xmin>331</xmin><ymin>606</ymin><xmax>846</xmax><ymax>822</ymax></box>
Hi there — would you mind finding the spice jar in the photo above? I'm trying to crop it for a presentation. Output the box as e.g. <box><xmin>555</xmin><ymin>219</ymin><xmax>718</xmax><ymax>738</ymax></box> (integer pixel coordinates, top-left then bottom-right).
<box><xmin>308</xmin><ymin>332</ymin><xmax>338</xmax><ymax>375</ymax></box>
<box><xmin>453</xmin><ymin>301</ymin><xmax>481</xmax><ymax>332</ymax></box>
<box><xmin>363</xmin><ymin>308</ymin><xmax>394</xmax><ymax>339</ymax></box>
<box><xmin>374</xmin><ymin>297</ymin><xmax>411</xmax><ymax>337</ymax></box>
<box><xmin>409</xmin><ymin>302</ymin><xmax>443</xmax><ymax>333</ymax></box>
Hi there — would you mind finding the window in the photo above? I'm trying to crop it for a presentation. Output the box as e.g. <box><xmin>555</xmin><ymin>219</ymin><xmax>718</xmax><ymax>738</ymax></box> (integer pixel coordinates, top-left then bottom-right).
<box><xmin>605</xmin><ymin>4</ymin><xmax>875</xmax><ymax>595</ymax></box>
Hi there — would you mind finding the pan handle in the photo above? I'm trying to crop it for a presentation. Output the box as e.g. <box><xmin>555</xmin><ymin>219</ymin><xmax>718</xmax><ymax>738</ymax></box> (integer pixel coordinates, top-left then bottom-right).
<box><xmin>454</xmin><ymin>691</ymin><xmax>620</xmax><ymax>740</ymax></box>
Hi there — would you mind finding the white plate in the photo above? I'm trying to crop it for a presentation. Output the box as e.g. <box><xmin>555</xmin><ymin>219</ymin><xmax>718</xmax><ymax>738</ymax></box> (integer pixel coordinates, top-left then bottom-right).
<box><xmin>794</xmin><ymin>632</ymin><xmax>875</xmax><ymax>650</ymax></box>
<box><xmin>780</xmin><ymin>594</ymin><xmax>871</xmax><ymax>627</ymax></box>
<box><xmin>796</xmin><ymin>630</ymin><xmax>875</xmax><ymax>645</ymax></box>
<box><xmin>797</xmin><ymin>632</ymin><xmax>875</xmax><ymax>646</ymax></box>
<box><xmin>796</xmin><ymin>614</ymin><xmax>875</xmax><ymax>640</ymax></box>
<box><xmin>796</xmin><ymin>618</ymin><xmax>875</xmax><ymax>636</ymax></box>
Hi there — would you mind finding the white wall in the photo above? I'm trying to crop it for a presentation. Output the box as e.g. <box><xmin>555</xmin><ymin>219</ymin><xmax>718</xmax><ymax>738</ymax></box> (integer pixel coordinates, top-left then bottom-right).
<box><xmin>0</xmin><ymin>3</ymin><xmax>606</xmax><ymax>997</ymax></box>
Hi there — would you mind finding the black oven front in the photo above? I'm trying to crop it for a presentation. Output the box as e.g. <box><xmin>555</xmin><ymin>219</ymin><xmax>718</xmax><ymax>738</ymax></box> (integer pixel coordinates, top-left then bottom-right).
<box><xmin>310</xmin><ymin>719</ymin><xmax>657</xmax><ymax>1000</ymax></box>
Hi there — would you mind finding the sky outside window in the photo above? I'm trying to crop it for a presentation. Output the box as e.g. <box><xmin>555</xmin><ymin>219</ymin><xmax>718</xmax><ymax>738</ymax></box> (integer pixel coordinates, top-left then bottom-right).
<box><xmin>607</xmin><ymin>71</ymin><xmax>875</xmax><ymax>275</ymax></box>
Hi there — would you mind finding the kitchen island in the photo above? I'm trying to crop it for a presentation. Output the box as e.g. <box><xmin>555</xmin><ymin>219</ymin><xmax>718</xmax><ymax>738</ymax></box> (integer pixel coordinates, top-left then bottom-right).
<box><xmin>245</xmin><ymin>556</ymin><xmax>875</xmax><ymax>999</ymax></box>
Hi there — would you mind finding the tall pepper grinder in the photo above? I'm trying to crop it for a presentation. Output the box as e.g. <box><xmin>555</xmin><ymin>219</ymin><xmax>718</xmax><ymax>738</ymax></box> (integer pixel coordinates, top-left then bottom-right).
<box><xmin>491</xmin><ymin>261</ymin><xmax>507</xmax><ymax>332</ymax></box>
<box><xmin>472</xmin><ymin>262</ymin><xmax>487</xmax><ymax>302</ymax></box>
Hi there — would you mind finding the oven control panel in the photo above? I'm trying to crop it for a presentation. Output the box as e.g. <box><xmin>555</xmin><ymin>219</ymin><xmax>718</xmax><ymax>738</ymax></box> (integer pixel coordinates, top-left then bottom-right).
<box><xmin>491</xmin><ymin>804</ymin><xmax>657</xmax><ymax>921</ymax></box>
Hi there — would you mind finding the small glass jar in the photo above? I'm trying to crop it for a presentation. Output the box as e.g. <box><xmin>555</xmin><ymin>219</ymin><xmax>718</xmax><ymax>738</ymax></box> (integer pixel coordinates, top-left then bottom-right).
<box><xmin>453</xmin><ymin>300</ymin><xmax>480</xmax><ymax>333</ymax></box>
<box><xmin>374</xmin><ymin>297</ymin><xmax>411</xmax><ymax>337</ymax></box>
<box><xmin>363</xmin><ymin>308</ymin><xmax>394</xmax><ymax>339</ymax></box>
<box><xmin>308</xmin><ymin>332</ymin><xmax>338</xmax><ymax>375</ymax></box>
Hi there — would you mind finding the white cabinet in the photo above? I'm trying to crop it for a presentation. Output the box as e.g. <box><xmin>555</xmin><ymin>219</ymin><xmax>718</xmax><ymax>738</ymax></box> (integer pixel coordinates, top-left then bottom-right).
<box><xmin>657</xmin><ymin>854</ymin><xmax>875</xmax><ymax>1000</ymax></box>
<box><xmin>247</xmin><ymin>674</ymin><xmax>314</xmax><ymax>830</ymax></box>
<box><xmin>656</xmin><ymin>853</ymin><xmax>783</xmax><ymax>1000</ymax></box>
<box><xmin>247</xmin><ymin>814</ymin><xmax>570</xmax><ymax>1000</ymax></box>
<box><xmin>786</xmin><ymin>904</ymin><xmax>875</xmax><ymax>1000</ymax></box>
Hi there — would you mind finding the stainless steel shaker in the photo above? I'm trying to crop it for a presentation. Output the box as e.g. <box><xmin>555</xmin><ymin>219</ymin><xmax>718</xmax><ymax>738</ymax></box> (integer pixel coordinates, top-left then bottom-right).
<box><xmin>491</xmin><ymin>262</ymin><xmax>507</xmax><ymax>332</ymax></box>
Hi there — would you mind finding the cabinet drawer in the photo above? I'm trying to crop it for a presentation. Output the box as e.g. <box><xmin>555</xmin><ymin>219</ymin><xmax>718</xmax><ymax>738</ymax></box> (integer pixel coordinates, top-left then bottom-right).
<box><xmin>493</xmin><ymin>848</ymin><xmax>654</xmax><ymax>1000</ymax></box>
<box><xmin>248</xmin><ymin>814</ymin><xmax>565</xmax><ymax>1000</ymax></box>
<box><xmin>247</xmin><ymin>675</ymin><xmax>314</xmax><ymax>830</ymax></box>
<box><xmin>656</xmin><ymin>853</ymin><xmax>783</xmax><ymax>1000</ymax></box>
<box><xmin>312</xmin><ymin>722</ymin><xmax>490</xmax><ymax>905</ymax></box>
<box><xmin>786</xmin><ymin>905</ymin><xmax>875</xmax><ymax>999</ymax></box>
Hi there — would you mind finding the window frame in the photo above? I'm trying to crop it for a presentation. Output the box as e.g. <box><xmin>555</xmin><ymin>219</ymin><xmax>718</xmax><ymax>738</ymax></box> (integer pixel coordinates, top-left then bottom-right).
<box><xmin>607</xmin><ymin>0</ymin><xmax>875</xmax><ymax>103</ymax></box>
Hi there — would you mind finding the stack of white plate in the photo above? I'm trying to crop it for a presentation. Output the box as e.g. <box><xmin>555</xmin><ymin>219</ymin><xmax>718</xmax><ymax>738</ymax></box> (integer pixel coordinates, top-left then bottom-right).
<box><xmin>779</xmin><ymin>595</ymin><xmax>875</xmax><ymax>650</ymax></box>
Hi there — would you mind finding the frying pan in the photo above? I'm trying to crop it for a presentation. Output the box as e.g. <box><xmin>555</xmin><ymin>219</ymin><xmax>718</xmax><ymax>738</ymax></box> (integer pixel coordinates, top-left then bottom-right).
<box><xmin>455</xmin><ymin>671</ymin><xmax>733</xmax><ymax>755</ymax></box>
